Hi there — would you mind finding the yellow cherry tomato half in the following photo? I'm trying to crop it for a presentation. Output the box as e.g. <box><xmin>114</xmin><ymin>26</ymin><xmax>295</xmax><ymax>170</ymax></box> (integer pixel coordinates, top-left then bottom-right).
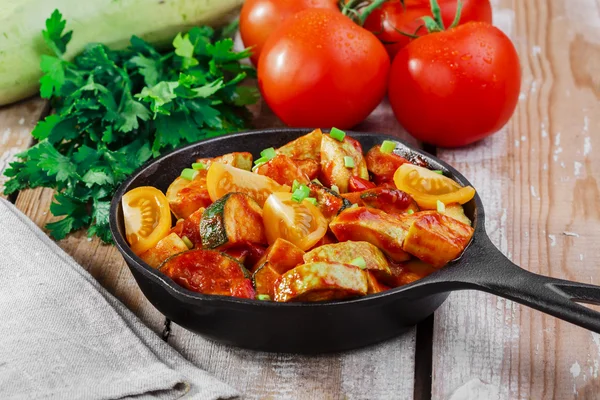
<box><xmin>263</xmin><ymin>192</ymin><xmax>328</xmax><ymax>251</ymax></box>
<box><xmin>122</xmin><ymin>186</ymin><xmax>172</xmax><ymax>255</ymax></box>
<box><xmin>393</xmin><ymin>164</ymin><xmax>476</xmax><ymax>209</ymax></box>
<box><xmin>206</xmin><ymin>162</ymin><xmax>290</xmax><ymax>207</ymax></box>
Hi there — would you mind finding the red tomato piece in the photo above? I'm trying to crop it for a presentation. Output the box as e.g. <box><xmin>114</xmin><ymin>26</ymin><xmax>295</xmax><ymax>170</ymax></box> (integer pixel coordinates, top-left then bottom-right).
<box><xmin>348</xmin><ymin>176</ymin><xmax>377</xmax><ymax>192</ymax></box>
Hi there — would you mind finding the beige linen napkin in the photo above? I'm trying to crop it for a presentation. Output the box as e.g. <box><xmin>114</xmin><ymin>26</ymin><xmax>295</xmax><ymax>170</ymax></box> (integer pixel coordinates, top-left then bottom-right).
<box><xmin>0</xmin><ymin>198</ymin><xmax>239</xmax><ymax>400</ymax></box>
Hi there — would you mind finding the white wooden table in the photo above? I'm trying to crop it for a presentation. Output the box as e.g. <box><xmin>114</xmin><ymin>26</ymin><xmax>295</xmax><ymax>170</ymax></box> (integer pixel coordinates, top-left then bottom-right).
<box><xmin>1</xmin><ymin>1</ymin><xmax>600</xmax><ymax>398</ymax></box>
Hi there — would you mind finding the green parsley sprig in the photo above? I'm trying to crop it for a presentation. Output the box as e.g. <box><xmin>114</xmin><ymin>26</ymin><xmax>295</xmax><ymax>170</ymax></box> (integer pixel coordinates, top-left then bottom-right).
<box><xmin>3</xmin><ymin>10</ymin><xmax>258</xmax><ymax>243</ymax></box>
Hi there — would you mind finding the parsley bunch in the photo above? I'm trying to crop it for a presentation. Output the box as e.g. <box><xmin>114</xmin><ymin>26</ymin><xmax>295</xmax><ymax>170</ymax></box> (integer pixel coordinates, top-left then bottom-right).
<box><xmin>4</xmin><ymin>10</ymin><xmax>258</xmax><ymax>243</ymax></box>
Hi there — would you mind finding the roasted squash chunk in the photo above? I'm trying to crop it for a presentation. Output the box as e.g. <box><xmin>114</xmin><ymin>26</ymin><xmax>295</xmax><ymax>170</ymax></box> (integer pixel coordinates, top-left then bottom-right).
<box><xmin>274</xmin><ymin>262</ymin><xmax>368</xmax><ymax>302</ymax></box>
<box><xmin>320</xmin><ymin>134</ymin><xmax>368</xmax><ymax>193</ymax></box>
<box><xmin>252</xmin><ymin>262</ymin><xmax>281</xmax><ymax>298</ymax></box>
<box><xmin>166</xmin><ymin>171</ymin><xmax>212</xmax><ymax>219</ymax></box>
<box><xmin>402</xmin><ymin>211</ymin><xmax>474</xmax><ymax>267</ymax></box>
<box><xmin>303</xmin><ymin>241</ymin><xmax>392</xmax><ymax>282</ymax></box>
<box><xmin>396</xmin><ymin>260</ymin><xmax>438</xmax><ymax>285</ymax></box>
<box><xmin>366</xmin><ymin>271</ymin><xmax>390</xmax><ymax>294</ymax></box>
<box><xmin>366</xmin><ymin>144</ymin><xmax>410</xmax><ymax>184</ymax></box>
<box><xmin>307</xmin><ymin>182</ymin><xmax>351</xmax><ymax>221</ymax></box>
<box><xmin>140</xmin><ymin>233</ymin><xmax>189</xmax><ymax>268</ymax></box>
<box><xmin>197</xmin><ymin>152</ymin><xmax>253</xmax><ymax>171</ymax></box>
<box><xmin>276</xmin><ymin>129</ymin><xmax>323</xmax><ymax>160</ymax></box>
<box><xmin>169</xmin><ymin>207</ymin><xmax>204</xmax><ymax>248</ymax></box>
<box><xmin>252</xmin><ymin>238</ymin><xmax>305</xmax><ymax>274</ymax></box>
<box><xmin>200</xmin><ymin>193</ymin><xmax>267</xmax><ymax>250</ymax></box>
<box><xmin>159</xmin><ymin>249</ymin><xmax>255</xmax><ymax>299</ymax></box>
<box><xmin>359</xmin><ymin>187</ymin><xmax>419</xmax><ymax>215</ymax></box>
<box><xmin>330</xmin><ymin>207</ymin><xmax>416</xmax><ymax>262</ymax></box>
<box><xmin>255</xmin><ymin>155</ymin><xmax>310</xmax><ymax>186</ymax></box>
<box><xmin>444</xmin><ymin>204</ymin><xmax>472</xmax><ymax>226</ymax></box>
<box><xmin>295</xmin><ymin>159</ymin><xmax>321</xmax><ymax>180</ymax></box>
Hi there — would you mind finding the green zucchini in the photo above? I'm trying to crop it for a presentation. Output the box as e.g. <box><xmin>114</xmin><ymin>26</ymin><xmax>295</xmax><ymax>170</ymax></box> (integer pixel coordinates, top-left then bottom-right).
<box><xmin>0</xmin><ymin>0</ymin><xmax>243</xmax><ymax>105</ymax></box>
<box><xmin>307</xmin><ymin>182</ymin><xmax>351</xmax><ymax>220</ymax></box>
<box><xmin>200</xmin><ymin>192</ymin><xmax>266</xmax><ymax>250</ymax></box>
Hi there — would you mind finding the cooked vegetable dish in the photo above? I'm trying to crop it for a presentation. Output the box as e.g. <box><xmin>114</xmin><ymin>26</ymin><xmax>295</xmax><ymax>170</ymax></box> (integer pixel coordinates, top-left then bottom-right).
<box><xmin>122</xmin><ymin>129</ymin><xmax>476</xmax><ymax>302</ymax></box>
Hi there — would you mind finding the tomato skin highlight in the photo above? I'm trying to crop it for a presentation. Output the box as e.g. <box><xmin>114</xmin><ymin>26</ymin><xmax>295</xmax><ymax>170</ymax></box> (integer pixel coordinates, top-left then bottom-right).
<box><xmin>240</xmin><ymin>0</ymin><xmax>338</xmax><ymax>65</ymax></box>
<box><xmin>388</xmin><ymin>22</ymin><xmax>521</xmax><ymax>147</ymax></box>
<box><xmin>364</xmin><ymin>0</ymin><xmax>492</xmax><ymax>59</ymax></box>
<box><xmin>258</xmin><ymin>8</ymin><xmax>390</xmax><ymax>129</ymax></box>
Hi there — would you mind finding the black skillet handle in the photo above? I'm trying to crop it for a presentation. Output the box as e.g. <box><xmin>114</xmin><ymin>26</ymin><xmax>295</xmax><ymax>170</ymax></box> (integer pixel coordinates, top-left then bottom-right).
<box><xmin>429</xmin><ymin>234</ymin><xmax>600</xmax><ymax>333</ymax></box>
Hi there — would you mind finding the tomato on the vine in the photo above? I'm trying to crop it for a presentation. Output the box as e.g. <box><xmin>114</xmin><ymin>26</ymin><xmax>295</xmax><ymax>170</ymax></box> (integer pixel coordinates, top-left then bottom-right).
<box><xmin>364</xmin><ymin>0</ymin><xmax>492</xmax><ymax>58</ymax></box>
<box><xmin>258</xmin><ymin>8</ymin><xmax>390</xmax><ymax>129</ymax></box>
<box><xmin>240</xmin><ymin>0</ymin><xmax>338</xmax><ymax>65</ymax></box>
<box><xmin>388</xmin><ymin>21</ymin><xmax>521</xmax><ymax>147</ymax></box>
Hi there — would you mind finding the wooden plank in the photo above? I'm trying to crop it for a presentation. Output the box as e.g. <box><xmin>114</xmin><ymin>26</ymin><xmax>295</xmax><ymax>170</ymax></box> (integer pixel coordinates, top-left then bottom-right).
<box><xmin>0</xmin><ymin>97</ymin><xmax>48</xmax><ymax>198</ymax></box>
<box><xmin>432</xmin><ymin>0</ymin><xmax>600</xmax><ymax>398</ymax></box>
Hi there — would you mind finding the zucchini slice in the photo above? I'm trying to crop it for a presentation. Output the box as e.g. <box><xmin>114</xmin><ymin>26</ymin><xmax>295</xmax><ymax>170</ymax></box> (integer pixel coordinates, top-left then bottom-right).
<box><xmin>366</xmin><ymin>271</ymin><xmax>390</xmax><ymax>294</ymax></box>
<box><xmin>200</xmin><ymin>192</ymin><xmax>267</xmax><ymax>250</ymax></box>
<box><xmin>159</xmin><ymin>249</ymin><xmax>255</xmax><ymax>299</ymax></box>
<box><xmin>255</xmin><ymin>155</ymin><xmax>310</xmax><ymax>186</ymax></box>
<box><xmin>303</xmin><ymin>241</ymin><xmax>392</xmax><ymax>282</ymax></box>
<box><xmin>166</xmin><ymin>171</ymin><xmax>212</xmax><ymax>219</ymax></box>
<box><xmin>365</xmin><ymin>144</ymin><xmax>410</xmax><ymax>185</ymax></box>
<box><xmin>196</xmin><ymin>152</ymin><xmax>254</xmax><ymax>171</ymax></box>
<box><xmin>273</xmin><ymin>262</ymin><xmax>368</xmax><ymax>302</ymax></box>
<box><xmin>329</xmin><ymin>206</ymin><xmax>417</xmax><ymax>262</ymax></box>
<box><xmin>252</xmin><ymin>262</ymin><xmax>281</xmax><ymax>299</ymax></box>
<box><xmin>402</xmin><ymin>211</ymin><xmax>474</xmax><ymax>268</ymax></box>
<box><xmin>320</xmin><ymin>134</ymin><xmax>368</xmax><ymax>193</ymax></box>
<box><xmin>307</xmin><ymin>182</ymin><xmax>352</xmax><ymax>221</ymax></box>
<box><xmin>252</xmin><ymin>238</ymin><xmax>305</xmax><ymax>274</ymax></box>
<box><xmin>276</xmin><ymin>128</ymin><xmax>323</xmax><ymax>160</ymax></box>
<box><xmin>140</xmin><ymin>233</ymin><xmax>189</xmax><ymax>269</ymax></box>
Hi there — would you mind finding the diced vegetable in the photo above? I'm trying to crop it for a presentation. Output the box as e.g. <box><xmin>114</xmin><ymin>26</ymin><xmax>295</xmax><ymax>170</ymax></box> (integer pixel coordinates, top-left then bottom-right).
<box><xmin>261</xmin><ymin>147</ymin><xmax>277</xmax><ymax>160</ymax></box>
<box><xmin>295</xmin><ymin>158</ymin><xmax>321</xmax><ymax>180</ymax></box>
<box><xmin>330</xmin><ymin>207</ymin><xmax>417</xmax><ymax>262</ymax></box>
<box><xmin>170</xmin><ymin>207</ymin><xmax>204</xmax><ymax>248</ymax></box>
<box><xmin>206</xmin><ymin>162</ymin><xmax>290</xmax><ymax>206</ymax></box>
<box><xmin>274</xmin><ymin>262</ymin><xmax>368</xmax><ymax>302</ymax></box>
<box><xmin>252</xmin><ymin>262</ymin><xmax>282</xmax><ymax>299</ymax></box>
<box><xmin>257</xmin><ymin>294</ymin><xmax>272</xmax><ymax>301</ymax></box>
<box><xmin>197</xmin><ymin>152</ymin><xmax>254</xmax><ymax>171</ymax></box>
<box><xmin>140</xmin><ymin>233</ymin><xmax>189</xmax><ymax>268</ymax></box>
<box><xmin>350</xmin><ymin>257</ymin><xmax>367</xmax><ymax>269</ymax></box>
<box><xmin>160</xmin><ymin>250</ymin><xmax>255</xmax><ymax>299</ymax></box>
<box><xmin>254</xmin><ymin>155</ymin><xmax>310</xmax><ymax>186</ymax></box>
<box><xmin>276</xmin><ymin>129</ymin><xmax>323</xmax><ymax>160</ymax></box>
<box><xmin>366</xmin><ymin>271</ymin><xmax>390</xmax><ymax>294</ymax></box>
<box><xmin>192</xmin><ymin>163</ymin><xmax>206</xmax><ymax>171</ymax></box>
<box><xmin>303</xmin><ymin>241</ymin><xmax>392</xmax><ymax>282</ymax></box>
<box><xmin>181</xmin><ymin>236</ymin><xmax>194</xmax><ymax>249</ymax></box>
<box><xmin>122</xmin><ymin>186</ymin><xmax>172</xmax><ymax>255</ymax></box>
<box><xmin>291</xmin><ymin>184</ymin><xmax>310</xmax><ymax>203</ymax></box>
<box><xmin>181</xmin><ymin>168</ymin><xmax>198</xmax><ymax>181</ymax></box>
<box><xmin>307</xmin><ymin>182</ymin><xmax>351</xmax><ymax>221</ymax></box>
<box><xmin>395</xmin><ymin>260</ymin><xmax>438</xmax><ymax>285</ymax></box>
<box><xmin>348</xmin><ymin>176</ymin><xmax>376</xmax><ymax>192</ymax></box>
<box><xmin>437</xmin><ymin>200</ymin><xmax>446</xmax><ymax>213</ymax></box>
<box><xmin>380</xmin><ymin>140</ymin><xmax>397</xmax><ymax>154</ymax></box>
<box><xmin>366</xmin><ymin>144</ymin><xmax>410</xmax><ymax>184</ymax></box>
<box><xmin>252</xmin><ymin>238</ymin><xmax>305</xmax><ymax>274</ymax></box>
<box><xmin>359</xmin><ymin>187</ymin><xmax>419</xmax><ymax>215</ymax></box>
<box><xmin>166</xmin><ymin>171</ymin><xmax>212</xmax><ymax>219</ymax></box>
<box><xmin>402</xmin><ymin>211</ymin><xmax>475</xmax><ymax>267</ymax></box>
<box><xmin>393</xmin><ymin>163</ymin><xmax>476</xmax><ymax>209</ymax></box>
<box><xmin>200</xmin><ymin>193</ymin><xmax>266</xmax><ymax>250</ymax></box>
<box><xmin>263</xmin><ymin>192</ymin><xmax>328</xmax><ymax>251</ymax></box>
<box><xmin>444</xmin><ymin>204</ymin><xmax>472</xmax><ymax>226</ymax></box>
<box><xmin>329</xmin><ymin>127</ymin><xmax>346</xmax><ymax>142</ymax></box>
<box><xmin>320</xmin><ymin>134</ymin><xmax>368</xmax><ymax>193</ymax></box>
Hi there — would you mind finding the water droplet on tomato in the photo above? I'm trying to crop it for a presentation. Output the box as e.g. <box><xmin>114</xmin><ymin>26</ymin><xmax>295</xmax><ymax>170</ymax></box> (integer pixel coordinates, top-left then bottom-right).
<box><xmin>483</xmin><ymin>57</ymin><xmax>492</xmax><ymax>64</ymax></box>
<box><xmin>460</xmin><ymin>54</ymin><xmax>472</xmax><ymax>61</ymax></box>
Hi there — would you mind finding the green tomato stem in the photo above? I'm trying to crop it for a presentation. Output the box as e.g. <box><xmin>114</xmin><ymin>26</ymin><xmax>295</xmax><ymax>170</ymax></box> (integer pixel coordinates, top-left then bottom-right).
<box><xmin>358</xmin><ymin>0</ymin><xmax>388</xmax><ymax>26</ymax></box>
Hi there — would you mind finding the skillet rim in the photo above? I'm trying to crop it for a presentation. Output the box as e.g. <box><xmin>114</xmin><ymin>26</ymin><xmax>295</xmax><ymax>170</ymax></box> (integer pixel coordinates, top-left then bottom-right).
<box><xmin>109</xmin><ymin>128</ymin><xmax>486</xmax><ymax>308</ymax></box>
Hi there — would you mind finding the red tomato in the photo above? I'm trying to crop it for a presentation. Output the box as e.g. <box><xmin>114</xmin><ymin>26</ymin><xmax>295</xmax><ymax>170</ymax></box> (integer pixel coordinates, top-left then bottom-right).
<box><xmin>388</xmin><ymin>22</ymin><xmax>521</xmax><ymax>147</ymax></box>
<box><xmin>239</xmin><ymin>0</ymin><xmax>338</xmax><ymax>65</ymax></box>
<box><xmin>364</xmin><ymin>0</ymin><xmax>492</xmax><ymax>59</ymax></box>
<box><xmin>348</xmin><ymin>176</ymin><xmax>376</xmax><ymax>192</ymax></box>
<box><xmin>258</xmin><ymin>8</ymin><xmax>390</xmax><ymax>129</ymax></box>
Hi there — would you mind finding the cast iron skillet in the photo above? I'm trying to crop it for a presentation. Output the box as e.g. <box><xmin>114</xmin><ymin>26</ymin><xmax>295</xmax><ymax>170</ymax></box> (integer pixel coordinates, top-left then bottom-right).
<box><xmin>110</xmin><ymin>128</ymin><xmax>600</xmax><ymax>353</ymax></box>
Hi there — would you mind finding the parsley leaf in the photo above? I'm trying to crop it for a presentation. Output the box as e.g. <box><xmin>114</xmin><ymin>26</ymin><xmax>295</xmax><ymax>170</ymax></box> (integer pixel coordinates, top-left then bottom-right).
<box><xmin>3</xmin><ymin>9</ymin><xmax>257</xmax><ymax>243</ymax></box>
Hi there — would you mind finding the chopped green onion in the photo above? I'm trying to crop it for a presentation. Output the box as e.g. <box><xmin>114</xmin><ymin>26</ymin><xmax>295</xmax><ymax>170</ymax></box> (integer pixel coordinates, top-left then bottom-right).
<box><xmin>181</xmin><ymin>168</ymin><xmax>198</xmax><ymax>181</ymax></box>
<box><xmin>182</xmin><ymin>236</ymin><xmax>194</xmax><ymax>249</ymax></box>
<box><xmin>292</xmin><ymin>180</ymin><xmax>300</xmax><ymax>192</ymax></box>
<box><xmin>260</xmin><ymin>147</ymin><xmax>277</xmax><ymax>160</ymax></box>
<box><xmin>177</xmin><ymin>218</ymin><xmax>185</xmax><ymax>224</ymax></box>
<box><xmin>331</xmin><ymin>185</ymin><xmax>340</xmax><ymax>194</ymax></box>
<box><xmin>407</xmin><ymin>209</ymin><xmax>414</xmax><ymax>215</ymax></box>
<box><xmin>350</xmin><ymin>257</ymin><xmax>367</xmax><ymax>269</ymax></box>
<box><xmin>380</xmin><ymin>140</ymin><xmax>397</xmax><ymax>154</ymax></box>
<box><xmin>251</xmin><ymin>163</ymin><xmax>263</xmax><ymax>172</ymax></box>
<box><xmin>311</xmin><ymin>178</ymin><xmax>322</xmax><ymax>185</ymax></box>
<box><xmin>291</xmin><ymin>184</ymin><xmax>310</xmax><ymax>203</ymax></box>
<box><xmin>257</xmin><ymin>294</ymin><xmax>271</xmax><ymax>301</ymax></box>
<box><xmin>192</xmin><ymin>162</ymin><xmax>206</xmax><ymax>171</ymax></box>
<box><xmin>433</xmin><ymin>170</ymin><xmax>443</xmax><ymax>175</ymax></box>
<box><xmin>254</xmin><ymin>156</ymin><xmax>269</xmax><ymax>166</ymax></box>
<box><xmin>350</xmin><ymin>203</ymin><xmax>359</xmax><ymax>209</ymax></box>
<box><xmin>437</xmin><ymin>200</ymin><xmax>446</xmax><ymax>213</ymax></box>
<box><xmin>305</xmin><ymin>197</ymin><xmax>317</xmax><ymax>205</ymax></box>
<box><xmin>344</xmin><ymin>156</ymin><xmax>355</xmax><ymax>168</ymax></box>
<box><xmin>330</xmin><ymin>127</ymin><xmax>346</xmax><ymax>141</ymax></box>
